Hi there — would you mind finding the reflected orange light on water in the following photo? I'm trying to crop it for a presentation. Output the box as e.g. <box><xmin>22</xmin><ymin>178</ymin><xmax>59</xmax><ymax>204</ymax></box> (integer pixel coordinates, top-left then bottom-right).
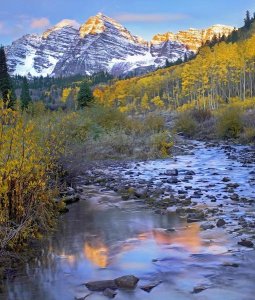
<box><xmin>84</xmin><ymin>242</ymin><xmax>109</xmax><ymax>268</ymax></box>
<box><xmin>152</xmin><ymin>223</ymin><xmax>201</xmax><ymax>252</ymax></box>
<box><xmin>82</xmin><ymin>224</ymin><xmax>201</xmax><ymax>268</ymax></box>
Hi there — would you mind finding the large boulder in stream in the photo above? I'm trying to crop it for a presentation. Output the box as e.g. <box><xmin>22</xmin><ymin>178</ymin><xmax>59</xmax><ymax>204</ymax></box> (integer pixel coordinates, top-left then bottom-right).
<box><xmin>115</xmin><ymin>275</ymin><xmax>139</xmax><ymax>289</ymax></box>
<box><xmin>85</xmin><ymin>280</ymin><xmax>117</xmax><ymax>291</ymax></box>
<box><xmin>85</xmin><ymin>275</ymin><xmax>139</xmax><ymax>291</ymax></box>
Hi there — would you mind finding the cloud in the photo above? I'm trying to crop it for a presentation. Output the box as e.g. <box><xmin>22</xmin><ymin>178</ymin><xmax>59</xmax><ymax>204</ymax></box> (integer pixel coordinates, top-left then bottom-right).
<box><xmin>0</xmin><ymin>16</ymin><xmax>51</xmax><ymax>44</ymax></box>
<box><xmin>0</xmin><ymin>21</ymin><xmax>11</xmax><ymax>35</ymax></box>
<box><xmin>114</xmin><ymin>13</ymin><xmax>189</xmax><ymax>23</ymax></box>
<box><xmin>30</xmin><ymin>17</ymin><xmax>50</xmax><ymax>29</ymax></box>
<box><xmin>0</xmin><ymin>21</ymin><xmax>4</xmax><ymax>31</ymax></box>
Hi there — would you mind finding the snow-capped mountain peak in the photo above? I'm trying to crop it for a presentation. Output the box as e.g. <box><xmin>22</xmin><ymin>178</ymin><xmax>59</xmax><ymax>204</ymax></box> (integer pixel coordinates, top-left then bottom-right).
<box><xmin>79</xmin><ymin>13</ymin><xmax>106</xmax><ymax>37</ymax></box>
<box><xmin>79</xmin><ymin>13</ymin><xmax>144</xmax><ymax>44</ymax></box>
<box><xmin>6</xmin><ymin>13</ymin><xmax>234</xmax><ymax>77</ymax></box>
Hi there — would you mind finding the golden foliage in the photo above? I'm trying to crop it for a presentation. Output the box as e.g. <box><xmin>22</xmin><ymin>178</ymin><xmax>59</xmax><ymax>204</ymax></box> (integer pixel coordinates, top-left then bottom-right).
<box><xmin>96</xmin><ymin>35</ymin><xmax>255</xmax><ymax>112</ymax></box>
<box><xmin>0</xmin><ymin>103</ymin><xmax>80</xmax><ymax>251</ymax></box>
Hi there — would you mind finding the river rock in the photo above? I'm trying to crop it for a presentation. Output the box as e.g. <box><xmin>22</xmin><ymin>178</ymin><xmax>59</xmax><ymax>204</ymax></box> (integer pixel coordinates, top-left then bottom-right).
<box><xmin>167</xmin><ymin>177</ymin><xmax>178</xmax><ymax>184</ymax></box>
<box><xmin>184</xmin><ymin>175</ymin><xmax>193</xmax><ymax>180</ymax></box>
<box><xmin>178</xmin><ymin>190</ymin><xmax>187</xmax><ymax>195</ymax></box>
<box><xmin>181</xmin><ymin>198</ymin><xmax>192</xmax><ymax>206</ymax></box>
<box><xmin>140</xmin><ymin>281</ymin><xmax>162</xmax><ymax>293</ymax></box>
<box><xmin>187</xmin><ymin>211</ymin><xmax>205</xmax><ymax>223</ymax></box>
<box><xmin>165</xmin><ymin>169</ymin><xmax>178</xmax><ymax>176</ymax></box>
<box><xmin>63</xmin><ymin>194</ymin><xmax>80</xmax><ymax>205</ymax></box>
<box><xmin>59</xmin><ymin>206</ymin><xmax>69</xmax><ymax>214</ymax></box>
<box><xmin>166</xmin><ymin>206</ymin><xmax>177</xmax><ymax>213</ymax></box>
<box><xmin>227</xmin><ymin>183</ymin><xmax>240</xmax><ymax>188</ymax></box>
<box><xmin>85</xmin><ymin>280</ymin><xmax>117</xmax><ymax>291</ymax></box>
<box><xmin>114</xmin><ymin>275</ymin><xmax>139</xmax><ymax>289</ymax></box>
<box><xmin>230</xmin><ymin>194</ymin><xmax>239</xmax><ymax>201</ymax></box>
<box><xmin>222</xmin><ymin>262</ymin><xmax>239</xmax><ymax>267</ymax></box>
<box><xmin>216</xmin><ymin>219</ymin><xmax>226</xmax><ymax>227</ymax></box>
<box><xmin>238</xmin><ymin>239</ymin><xmax>254</xmax><ymax>248</ymax></box>
<box><xmin>134</xmin><ymin>188</ymin><xmax>148</xmax><ymax>198</ymax></box>
<box><xmin>185</xmin><ymin>170</ymin><xmax>196</xmax><ymax>176</ymax></box>
<box><xmin>192</xmin><ymin>285</ymin><xmax>208</xmax><ymax>294</ymax></box>
<box><xmin>103</xmin><ymin>288</ymin><xmax>117</xmax><ymax>298</ymax></box>
<box><xmin>200</xmin><ymin>222</ymin><xmax>215</xmax><ymax>230</ymax></box>
<box><xmin>60</xmin><ymin>186</ymin><xmax>75</xmax><ymax>196</ymax></box>
<box><xmin>222</xmin><ymin>177</ymin><xmax>231</xmax><ymax>182</ymax></box>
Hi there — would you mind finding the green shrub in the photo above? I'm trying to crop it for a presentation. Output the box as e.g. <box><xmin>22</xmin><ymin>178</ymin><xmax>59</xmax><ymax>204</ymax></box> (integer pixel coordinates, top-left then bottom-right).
<box><xmin>143</xmin><ymin>113</ymin><xmax>165</xmax><ymax>132</ymax></box>
<box><xmin>191</xmin><ymin>108</ymin><xmax>212</xmax><ymax>122</ymax></box>
<box><xmin>217</xmin><ymin>108</ymin><xmax>243</xmax><ymax>139</ymax></box>
<box><xmin>150</xmin><ymin>131</ymin><xmax>174</xmax><ymax>157</ymax></box>
<box><xmin>240</xmin><ymin>127</ymin><xmax>255</xmax><ymax>143</ymax></box>
<box><xmin>85</xmin><ymin>105</ymin><xmax>126</xmax><ymax>131</ymax></box>
<box><xmin>175</xmin><ymin>112</ymin><xmax>197</xmax><ymax>137</ymax></box>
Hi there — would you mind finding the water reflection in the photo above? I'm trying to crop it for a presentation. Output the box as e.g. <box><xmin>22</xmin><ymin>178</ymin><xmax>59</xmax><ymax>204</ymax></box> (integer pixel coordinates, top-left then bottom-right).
<box><xmin>4</xmin><ymin>189</ymin><xmax>230</xmax><ymax>300</ymax></box>
<box><xmin>152</xmin><ymin>224</ymin><xmax>201</xmax><ymax>252</ymax></box>
<box><xmin>84</xmin><ymin>241</ymin><xmax>109</xmax><ymax>268</ymax></box>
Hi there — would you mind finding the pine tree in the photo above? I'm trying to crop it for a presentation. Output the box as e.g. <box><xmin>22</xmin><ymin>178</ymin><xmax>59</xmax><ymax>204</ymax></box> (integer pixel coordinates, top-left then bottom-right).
<box><xmin>227</xmin><ymin>29</ymin><xmax>238</xmax><ymax>43</ymax></box>
<box><xmin>77</xmin><ymin>81</ymin><xmax>94</xmax><ymax>108</ymax></box>
<box><xmin>176</xmin><ymin>58</ymin><xmax>183</xmax><ymax>65</ymax></box>
<box><xmin>220</xmin><ymin>34</ymin><xmax>227</xmax><ymax>42</ymax></box>
<box><xmin>244</xmin><ymin>10</ymin><xmax>251</xmax><ymax>29</ymax></box>
<box><xmin>20</xmin><ymin>77</ymin><xmax>32</xmax><ymax>111</ymax></box>
<box><xmin>183</xmin><ymin>53</ymin><xmax>189</xmax><ymax>63</ymax></box>
<box><xmin>8</xmin><ymin>85</ymin><xmax>17</xmax><ymax>109</ymax></box>
<box><xmin>165</xmin><ymin>59</ymin><xmax>171</xmax><ymax>68</ymax></box>
<box><xmin>210</xmin><ymin>34</ymin><xmax>219</xmax><ymax>47</ymax></box>
<box><xmin>0</xmin><ymin>46</ymin><xmax>15</xmax><ymax>109</ymax></box>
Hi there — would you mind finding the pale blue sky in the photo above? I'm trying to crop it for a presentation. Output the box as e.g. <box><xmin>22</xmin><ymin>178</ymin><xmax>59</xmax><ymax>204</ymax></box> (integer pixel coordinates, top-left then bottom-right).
<box><xmin>1</xmin><ymin>0</ymin><xmax>255</xmax><ymax>45</ymax></box>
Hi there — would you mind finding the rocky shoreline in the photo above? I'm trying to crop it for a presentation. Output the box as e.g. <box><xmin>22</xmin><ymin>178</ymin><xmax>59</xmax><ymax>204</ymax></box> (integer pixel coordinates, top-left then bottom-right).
<box><xmin>68</xmin><ymin>140</ymin><xmax>255</xmax><ymax>251</ymax></box>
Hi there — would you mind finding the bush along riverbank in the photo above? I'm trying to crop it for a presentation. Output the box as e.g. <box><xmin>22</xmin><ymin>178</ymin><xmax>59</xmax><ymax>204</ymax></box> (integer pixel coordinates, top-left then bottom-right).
<box><xmin>174</xmin><ymin>99</ymin><xmax>255</xmax><ymax>143</ymax></box>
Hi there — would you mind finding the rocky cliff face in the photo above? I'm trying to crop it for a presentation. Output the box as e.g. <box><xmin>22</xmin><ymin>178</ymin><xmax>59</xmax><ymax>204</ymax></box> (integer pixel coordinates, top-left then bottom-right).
<box><xmin>52</xmin><ymin>14</ymin><xmax>150</xmax><ymax>77</ymax></box>
<box><xmin>6</xmin><ymin>14</ymin><xmax>234</xmax><ymax>77</ymax></box>
<box><xmin>151</xmin><ymin>25</ymin><xmax>234</xmax><ymax>52</ymax></box>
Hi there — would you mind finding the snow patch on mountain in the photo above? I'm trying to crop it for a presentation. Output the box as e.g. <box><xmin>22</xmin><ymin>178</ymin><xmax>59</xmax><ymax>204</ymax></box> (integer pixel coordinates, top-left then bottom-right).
<box><xmin>43</xmin><ymin>19</ymin><xmax>80</xmax><ymax>38</ymax></box>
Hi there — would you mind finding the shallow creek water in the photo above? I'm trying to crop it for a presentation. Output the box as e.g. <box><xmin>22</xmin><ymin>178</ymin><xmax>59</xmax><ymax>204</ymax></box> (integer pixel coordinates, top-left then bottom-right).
<box><xmin>3</xmin><ymin>141</ymin><xmax>255</xmax><ymax>300</ymax></box>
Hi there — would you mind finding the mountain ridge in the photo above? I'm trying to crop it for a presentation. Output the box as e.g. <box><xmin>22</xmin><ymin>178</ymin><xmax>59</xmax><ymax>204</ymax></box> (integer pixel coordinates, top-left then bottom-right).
<box><xmin>6</xmin><ymin>13</ymin><xmax>234</xmax><ymax>77</ymax></box>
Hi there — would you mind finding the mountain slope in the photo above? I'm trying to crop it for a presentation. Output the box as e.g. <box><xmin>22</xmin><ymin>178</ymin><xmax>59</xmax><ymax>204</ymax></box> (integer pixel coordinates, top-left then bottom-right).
<box><xmin>6</xmin><ymin>13</ymin><xmax>234</xmax><ymax>77</ymax></box>
<box><xmin>93</xmin><ymin>33</ymin><xmax>255</xmax><ymax>112</ymax></box>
